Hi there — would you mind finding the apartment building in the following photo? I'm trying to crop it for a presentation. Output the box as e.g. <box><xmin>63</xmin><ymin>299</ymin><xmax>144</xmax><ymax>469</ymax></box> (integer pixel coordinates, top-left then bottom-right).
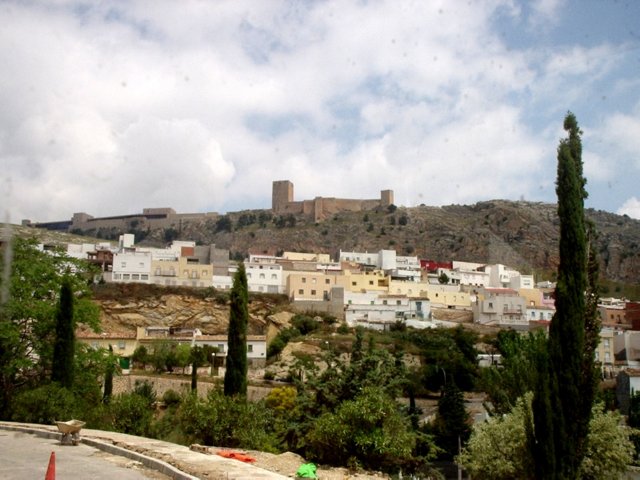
<box><xmin>112</xmin><ymin>251</ymin><xmax>152</xmax><ymax>283</ymax></box>
<box><xmin>472</xmin><ymin>287</ymin><xmax>528</xmax><ymax>328</ymax></box>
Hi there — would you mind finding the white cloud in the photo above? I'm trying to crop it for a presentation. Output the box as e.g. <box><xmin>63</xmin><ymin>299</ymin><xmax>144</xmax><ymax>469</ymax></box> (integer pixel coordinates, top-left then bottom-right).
<box><xmin>0</xmin><ymin>0</ymin><xmax>638</xmax><ymax>223</ymax></box>
<box><xmin>618</xmin><ymin>197</ymin><xmax>640</xmax><ymax>220</ymax></box>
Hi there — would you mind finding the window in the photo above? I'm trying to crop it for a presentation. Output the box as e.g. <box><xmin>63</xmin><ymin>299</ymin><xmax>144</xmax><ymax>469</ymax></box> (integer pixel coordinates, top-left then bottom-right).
<box><xmin>383</xmin><ymin>300</ymin><xmax>388</xmax><ymax>305</ymax></box>
<box><xmin>118</xmin><ymin>341</ymin><xmax>125</xmax><ymax>349</ymax></box>
<box><xmin>302</xmin><ymin>277</ymin><xmax>306</xmax><ymax>283</ymax></box>
<box><xmin>132</xmin><ymin>274</ymin><xmax>139</xmax><ymax>280</ymax></box>
<box><xmin>311</xmin><ymin>290</ymin><xmax>316</xmax><ymax>295</ymax></box>
<box><xmin>139</xmin><ymin>262</ymin><xmax>145</xmax><ymax>268</ymax></box>
<box><xmin>352</xmin><ymin>281</ymin><xmax>357</xmax><ymax>286</ymax></box>
<box><xmin>312</xmin><ymin>278</ymin><xmax>317</xmax><ymax>284</ymax></box>
<box><xmin>123</xmin><ymin>274</ymin><xmax>130</xmax><ymax>280</ymax></box>
<box><xmin>488</xmin><ymin>302</ymin><xmax>493</xmax><ymax>308</ymax></box>
<box><xmin>369</xmin><ymin>280</ymin><xmax>374</xmax><ymax>285</ymax></box>
<box><xmin>259</xmin><ymin>273</ymin><xmax>265</xmax><ymax>279</ymax></box>
<box><xmin>121</xmin><ymin>262</ymin><xmax>126</xmax><ymax>268</ymax></box>
<box><xmin>298</xmin><ymin>289</ymin><xmax>304</xmax><ymax>295</ymax></box>
<box><xmin>325</xmin><ymin>279</ymin><xmax>330</xmax><ymax>284</ymax></box>
<box><xmin>248</xmin><ymin>345</ymin><xmax>253</xmax><ymax>353</ymax></box>
<box><xmin>271</xmin><ymin>274</ymin><xmax>277</xmax><ymax>279</ymax></box>
<box><xmin>218</xmin><ymin>344</ymin><xmax>225</xmax><ymax>352</ymax></box>
<box><xmin>397</xmin><ymin>300</ymin><xmax>401</xmax><ymax>305</ymax></box>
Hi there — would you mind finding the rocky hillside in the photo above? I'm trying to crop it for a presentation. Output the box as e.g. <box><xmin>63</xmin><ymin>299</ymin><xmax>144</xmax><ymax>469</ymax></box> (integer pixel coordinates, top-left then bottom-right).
<box><xmin>134</xmin><ymin>200</ymin><xmax>640</xmax><ymax>285</ymax></box>
<box><xmin>89</xmin><ymin>283</ymin><xmax>290</xmax><ymax>334</ymax></box>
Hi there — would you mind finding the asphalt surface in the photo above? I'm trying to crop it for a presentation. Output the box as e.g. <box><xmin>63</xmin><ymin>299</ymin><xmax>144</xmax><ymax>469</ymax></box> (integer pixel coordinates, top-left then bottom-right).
<box><xmin>0</xmin><ymin>430</ymin><xmax>171</xmax><ymax>480</ymax></box>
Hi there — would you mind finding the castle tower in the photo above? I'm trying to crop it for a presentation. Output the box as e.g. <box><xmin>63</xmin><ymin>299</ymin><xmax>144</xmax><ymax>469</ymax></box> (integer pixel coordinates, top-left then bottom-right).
<box><xmin>380</xmin><ymin>189</ymin><xmax>394</xmax><ymax>207</ymax></box>
<box><xmin>272</xmin><ymin>180</ymin><xmax>294</xmax><ymax>212</ymax></box>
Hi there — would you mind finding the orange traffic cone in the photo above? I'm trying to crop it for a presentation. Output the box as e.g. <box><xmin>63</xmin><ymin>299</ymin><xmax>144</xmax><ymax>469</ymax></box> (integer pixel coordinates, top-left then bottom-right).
<box><xmin>45</xmin><ymin>451</ymin><xmax>55</xmax><ymax>480</ymax></box>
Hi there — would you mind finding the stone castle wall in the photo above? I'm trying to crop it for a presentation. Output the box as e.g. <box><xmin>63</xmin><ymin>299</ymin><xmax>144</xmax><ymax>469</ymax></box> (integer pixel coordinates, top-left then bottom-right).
<box><xmin>272</xmin><ymin>180</ymin><xmax>394</xmax><ymax>221</ymax></box>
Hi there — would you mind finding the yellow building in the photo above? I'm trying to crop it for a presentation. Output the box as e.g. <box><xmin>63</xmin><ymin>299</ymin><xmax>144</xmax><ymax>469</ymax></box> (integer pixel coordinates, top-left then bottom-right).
<box><xmin>76</xmin><ymin>331</ymin><xmax>138</xmax><ymax>370</ymax></box>
<box><xmin>389</xmin><ymin>280</ymin><xmax>471</xmax><ymax>309</ymax></box>
<box><xmin>151</xmin><ymin>257</ymin><xmax>212</xmax><ymax>287</ymax></box>
<box><xmin>344</xmin><ymin>270</ymin><xmax>389</xmax><ymax>293</ymax></box>
<box><xmin>283</xmin><ymin>251</ymin><xmax>331</xmax><ymax>263</ymax></box>
<box><xmin>518</xmin><ymin>288</ymin><xmax>545</xmax><ymax>307</ymax></box>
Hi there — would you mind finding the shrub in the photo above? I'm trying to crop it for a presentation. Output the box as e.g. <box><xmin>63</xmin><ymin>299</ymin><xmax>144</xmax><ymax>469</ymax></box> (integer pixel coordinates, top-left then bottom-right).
<box><xmin>109</xmin><ymin>393</ymin><xmax>154</xmax><ymax>437</ymax></box>
<box><xmin>162</xmin><ymin>389</ymin><xmax>182</xmax><ymax>407</ymax></box>
<box><xmin>11</xmin><ymin>384</ymin><xmax>77</xmax><ymax>424</ymax></box>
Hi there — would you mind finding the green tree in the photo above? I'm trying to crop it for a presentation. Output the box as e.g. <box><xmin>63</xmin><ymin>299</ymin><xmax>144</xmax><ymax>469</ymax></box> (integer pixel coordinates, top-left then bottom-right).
<box><xmin>190</xmin><ymin>346</ymin><xmax>207</xmax><ymax>391</ymax></box>
<box><xmin>480</xmin><ymin>330</ymin><xmax>548</xmax><ymax>415</ymax></box>
<box><xmin>432</xmin><ymin>381</ymin><xmax>471</xmax><ymax>460</ymax></box>
<box><xmin>131</xmin><ymin>345</ymin><xmax>149</xmax><ymax>370</ymax></box>
<box><xmin>0</xmin><ymin>238</ymin><xmax>99</xmax><ymax>417</ymax></box>
<box><xmin>103</xmin><ymin>345</ymin><xmax>115</xmax><ymax>404</ymax></box>
<box><xmin>460</xmin><ymin>395</ymin><xmax>634</xmax><ymax>480</ymax></box>
<box><xmin>438</xmin><ymin>272</ymin><xmax>449</xmax><ymax>284</ymax></box>
<box><xmin>178</xmin><ymin>389</ymin><xmax>277</xmax><ymax>451</ymax></box>
<box><xmin>532</xmin><ymin>112</ymin><xmax>599</xmax><ymax>479</ymax></box>
<box><xmin>307</xmin><ymin>386</ymin><xmax>419</xmax><ymax>472</ymax></box>
<box><xmin>52</xmin><ymin>277</ymin><xmax>75</xmax><ymax>388</ymax></box>
<box><xmin>224</xmin><ymin>263</ymin><xmax>248</xmax><ymax>397</ymax></box>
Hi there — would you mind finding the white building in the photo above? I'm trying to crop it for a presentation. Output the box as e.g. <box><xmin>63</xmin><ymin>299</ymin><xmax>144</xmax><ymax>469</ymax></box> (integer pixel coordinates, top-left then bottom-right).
<box><xmin>112</xmin><ymin>251</ymin><xmax>152</xmax><ymax>283</ymax></box>
<box><xmin>245</xmin><ymin>261</ymin><xmax>284</xmax><ymax>294</ymax></box>
<box><xmin>486</xmin><ymin>264</ymin><xmax>521</xmax><ymax>288</ymax></box>
<box><xmin>526</xmin><ymin>305</ymin><xmax>555</xmax><ymax>322</ymax></box>
<box><xmin>345</xmin><ymin>292</ymin><xmax>432</xmax><ymax>330</ymax></box>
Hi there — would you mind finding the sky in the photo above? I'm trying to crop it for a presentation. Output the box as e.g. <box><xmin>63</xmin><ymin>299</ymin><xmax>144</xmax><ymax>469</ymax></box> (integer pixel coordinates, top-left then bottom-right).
<box><xmin>1</xmin><ymin>0</ymin><xmax>640</xmax><ymax>224</ymax></box>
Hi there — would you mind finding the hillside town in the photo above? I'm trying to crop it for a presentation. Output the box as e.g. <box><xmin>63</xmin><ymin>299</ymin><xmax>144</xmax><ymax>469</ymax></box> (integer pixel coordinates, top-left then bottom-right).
<box><xmin>42</xmin><ymin>229</ymin><xmax>640</xmax><ymax>403</ymax></box>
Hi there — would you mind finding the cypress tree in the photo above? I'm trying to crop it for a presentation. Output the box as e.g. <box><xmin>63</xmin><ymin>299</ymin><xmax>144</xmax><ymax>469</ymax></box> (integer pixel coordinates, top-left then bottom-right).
<box><xmin>103</xmin><ymin>345</ymin><xmax>114</xmax><ymax>404</ymax></box>
<box><xmin>52</xmin><ymin>277</ymin><xmax>75</xmax><ymax>388</ymax></box>
<box><xmin>224</xmin><ymin>262</ymin><xmax>248</xmax><ymax>397</ymax></box>
<box><xmin>532</xmin><ymin>112</ymin><xmax>597</xmax><ymax>479</ymax></box>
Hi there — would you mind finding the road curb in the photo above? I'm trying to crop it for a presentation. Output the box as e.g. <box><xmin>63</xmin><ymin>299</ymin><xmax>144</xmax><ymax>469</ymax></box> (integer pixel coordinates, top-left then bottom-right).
<box><xmin>0</xmin><ymin>423</ymin><xmax>198</xmax><ymax>480</ymax></box>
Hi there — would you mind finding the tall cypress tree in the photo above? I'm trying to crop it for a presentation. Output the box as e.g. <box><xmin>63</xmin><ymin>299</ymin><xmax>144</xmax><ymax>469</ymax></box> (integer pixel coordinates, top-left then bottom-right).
<box><xmin>52</xmin><ymin>277</ymin><xmax>75</xmax><ymax>388</ymax></box>
<box><xmin>532</xmin><ymin>112</ymin><xmax>597</xmax><ymax>479</ymax></box>
<box><xmin>103</xmin><ymin>345</ymin><xmax>114</xmax><ymax>404</ymax></box>
<box><xmin>224</xmin><ymin>262</ymin><xmax>248</xmax><ymax>397</ymax></box>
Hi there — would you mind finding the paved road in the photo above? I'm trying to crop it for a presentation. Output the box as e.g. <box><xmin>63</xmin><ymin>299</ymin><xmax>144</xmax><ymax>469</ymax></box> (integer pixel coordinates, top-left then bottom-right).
<box><xmin>0</xmin><ymin>430</ymin><xmax>170</xmax><ymax>480</ymax></box>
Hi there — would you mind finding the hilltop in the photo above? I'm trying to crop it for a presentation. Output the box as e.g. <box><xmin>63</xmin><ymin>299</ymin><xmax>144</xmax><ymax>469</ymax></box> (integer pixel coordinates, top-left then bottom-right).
<box><xmin>145</xmin><ymin>200</ymin><xmax>640</xmax><ymax>287</ymax></box>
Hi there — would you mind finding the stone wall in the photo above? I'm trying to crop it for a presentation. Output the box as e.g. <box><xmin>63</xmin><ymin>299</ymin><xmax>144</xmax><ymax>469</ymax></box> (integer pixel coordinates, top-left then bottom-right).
<box><xmin>113</xmin><ymin>374</ymin><xmax>273</xmax><ymax>401</ymax></box>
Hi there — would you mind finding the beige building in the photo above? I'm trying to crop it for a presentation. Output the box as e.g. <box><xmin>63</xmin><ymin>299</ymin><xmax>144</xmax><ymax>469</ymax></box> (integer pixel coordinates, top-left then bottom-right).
<box><xmin>286</xmin><ymin>271</ymin><xmax>348</xmax><ymax>301</ymax></box>
<box><xmin>76</xmin><ymin>331</ymin><xmax>138</xmax><ymax>370</ymax></box>
<box><xmin>472</xmin><ymin>287</ymin><xmax>528</xmax><ymax>328</ymax></box>
<box><xmin>151</xmin><ymin>256</ymin><xmax>212</xmax><ymax>287</ymax></box>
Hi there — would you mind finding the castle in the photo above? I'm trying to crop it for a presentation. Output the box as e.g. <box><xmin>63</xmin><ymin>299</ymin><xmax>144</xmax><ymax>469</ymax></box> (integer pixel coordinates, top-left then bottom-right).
<box><xmin>26</xmin><ymin>180</ymin><xmax>394</xmax><ymax>232</ymax></box>
<box><xmin>272</xmin><ymin>180</ymin><xmax>394</xmax><ymax>222</ymax></box>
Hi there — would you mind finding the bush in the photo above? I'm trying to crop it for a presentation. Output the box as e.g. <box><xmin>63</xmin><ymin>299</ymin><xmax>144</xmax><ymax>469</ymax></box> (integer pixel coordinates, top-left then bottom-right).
<box><xmin>178</xmin><ymin>390</ymin><xmax>278</xmax><ymax>451</ymax></box>
<box><xmin>162</xmin><ymin>389</ymin><xmax>182</xmax><ymax>407</ymax></box>
<box><xmin>291</xmin><ymin>314</ymin><xmax>320</xmax><ymax>335</ymax></box>
<box><xmin>11</xmin><ymin>384</ymin><xmax>77</xmax><ymax>424</ymax></box>
<box><xmin>337</xmin><ymin>323</ymin><xmax>350</xmax><ymax>334</ymax></box>
<box><xmin>109</xmin><ymin>393</ymin><xmax>154</xmax><ymax>437</ymax></box>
